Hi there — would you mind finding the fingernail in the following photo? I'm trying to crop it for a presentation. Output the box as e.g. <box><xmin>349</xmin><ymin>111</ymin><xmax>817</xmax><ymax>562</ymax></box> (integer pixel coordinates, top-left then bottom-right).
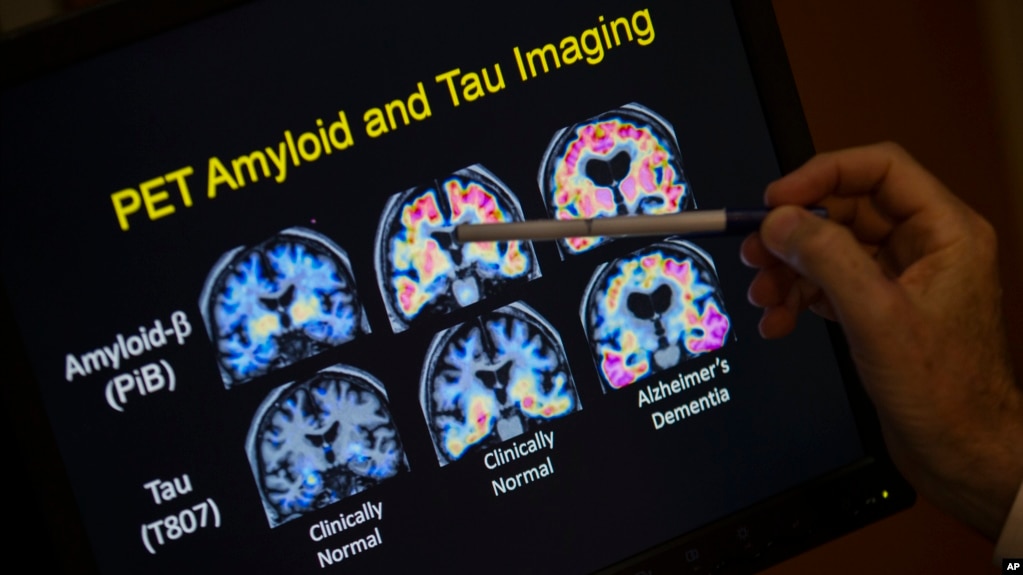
<box><xmin>761</xmin><ymin>206</ymin><xmax>804</xmax><ymax>252</ymax></box>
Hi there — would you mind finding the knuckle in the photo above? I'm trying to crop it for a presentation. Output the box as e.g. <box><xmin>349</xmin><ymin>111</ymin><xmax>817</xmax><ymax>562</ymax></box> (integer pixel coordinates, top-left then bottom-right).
<box><xmin>970</xmin><ymin>215</ymin><xmax>1001</xmax><ymax>274</ymax></box>
<box><xmin>973</xmin><ymin>215</ymin><xmax>998</xmax><ymax>251</ymax></box>
<box><xmin>874</xmin><ymin>140</ymin><xmax>908</xmax><ymax>158</ymax></box>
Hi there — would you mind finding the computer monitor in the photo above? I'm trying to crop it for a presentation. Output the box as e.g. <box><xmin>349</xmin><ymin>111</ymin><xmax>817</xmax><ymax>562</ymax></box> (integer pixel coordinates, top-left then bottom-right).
<box><xmin>0</xmin><ymin>1</ymin><xmax>912</xmax><ymax>573</ymax></box>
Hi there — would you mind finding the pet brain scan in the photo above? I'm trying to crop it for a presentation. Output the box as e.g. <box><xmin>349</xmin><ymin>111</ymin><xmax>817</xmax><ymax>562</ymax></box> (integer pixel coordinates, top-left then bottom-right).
<box><xmin>246</xmin><ymin>364</ymin><xmax>408</xmax><ymax>528</ymax></box>
<box><xmin>200</xmin><ymin>227</ymin><xmax>370</xmax><ymax>388</ymax></box>
<box><xmin>375</xmin><ymin>165</ymin><xmax>541</xmax><ymax>333</ymax></box>
<box><xmin>421</xmin><ymin>302</ymin><xmax>580</xmax><ymax>465</ymax></box>
<box><xmin>582</xmin><ymin>240</ymin><xmax>732</xmax><ymax>391</ymax></box>
<box><xmin>539</xmin><ymin>103</ymin><xmax>693</xmax><ymax>255</ymax></box>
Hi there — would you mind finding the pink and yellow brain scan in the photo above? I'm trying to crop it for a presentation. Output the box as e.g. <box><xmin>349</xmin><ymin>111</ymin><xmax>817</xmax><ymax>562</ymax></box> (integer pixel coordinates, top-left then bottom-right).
<box><xmin>375</xmin><ymin>165</ymin><xmax>541</xmax><ymax>333</ymax></box>
<box><xmin>200</xmin><ymin>228</ymin><xmax>371</xmax><ymax>388</ymax></box>
<box><xmin>246</xmin><ymin>364</ymin><xmax>408</xmax><ymax>527</ymax></box>
<box><xmin>581</xmin><ymin>240</ymin><xmax>732</xmax><ymax>392</ymax></box>
<box><xmin>420</xmin><ymin>302</ymin><xmax>580</xmax><ymax>466</ymax></box>
<box><xmin>538</xmin><ymin>103</ymin><xmax>693</xmax><ymax>256</ymax></box>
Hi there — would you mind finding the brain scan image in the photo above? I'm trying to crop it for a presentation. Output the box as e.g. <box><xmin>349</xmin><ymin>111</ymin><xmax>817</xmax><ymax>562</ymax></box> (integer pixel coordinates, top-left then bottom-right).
<box><xmin>375</xmin><ymin>165</ymin><xmax>541</xmax><ymax>333</ymax></box>
<box><xmin>420</xmin><ymin>302</ymin><xmax>580</xmax><ymax>465</ymax></box>
<box><xmin>200</xmin><ymin>227</ymin><xmax>370</xmax><ymax>388</ymax></box>
<box><xmin>246</xmin><ymin>364</ymin><xmax>408</xmax><ymax>527</ymax></box>
<box><xmin>538</xmin><ymin>103</ymin><xmax>694</xmax><ymax>256</ymax></box>
<box><xmin>581</xmin><ymin>240</ymin><xmax>732</xmax><ymax>391</ymax></box>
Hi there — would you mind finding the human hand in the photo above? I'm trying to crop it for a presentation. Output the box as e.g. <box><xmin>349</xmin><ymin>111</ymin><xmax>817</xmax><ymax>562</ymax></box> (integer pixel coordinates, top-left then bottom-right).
<box><xmin>741</xmin><ymin>142</ymin><xmax>1023</xmax><ymax>540</ymax></box>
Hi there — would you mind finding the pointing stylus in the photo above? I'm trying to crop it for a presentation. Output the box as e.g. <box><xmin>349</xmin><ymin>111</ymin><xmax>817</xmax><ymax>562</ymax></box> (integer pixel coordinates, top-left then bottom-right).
<box><xmin>455</xmin><ymin>207</ymin><xmax>827</xmax><ymax>243</ymax></box>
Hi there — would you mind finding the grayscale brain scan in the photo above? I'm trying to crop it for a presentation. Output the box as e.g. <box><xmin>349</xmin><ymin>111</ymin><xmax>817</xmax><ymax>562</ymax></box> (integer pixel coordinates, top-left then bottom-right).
<box><xmin>246</xmin><ymin>364</ymin><xmax>408</xmax><ymax>527</ymax></box>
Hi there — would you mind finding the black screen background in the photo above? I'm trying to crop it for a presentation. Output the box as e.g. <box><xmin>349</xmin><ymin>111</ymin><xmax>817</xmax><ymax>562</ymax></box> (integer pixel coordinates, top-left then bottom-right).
<box><xmin>1</xmin><ymin>2</ymin><xmax>863</xmax><ymax>573</ymax></box>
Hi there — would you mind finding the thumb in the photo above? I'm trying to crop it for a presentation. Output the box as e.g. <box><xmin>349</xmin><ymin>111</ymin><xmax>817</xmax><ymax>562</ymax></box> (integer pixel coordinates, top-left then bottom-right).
<box><xmin>759</xmin><ymin>206</ymin><xmax>897</xmax><ymax>332</ymax></box>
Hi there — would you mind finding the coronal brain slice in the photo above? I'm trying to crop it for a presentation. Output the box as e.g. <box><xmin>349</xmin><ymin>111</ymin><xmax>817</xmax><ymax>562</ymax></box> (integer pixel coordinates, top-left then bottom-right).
<box><xmin>421</xmin><ymin>302</ymin><xmax>580</xmax><ymax>465</ymax></box>
<box><xmin>247</xmin><ymin>365</ymin><xmax>408</xmax><ymax>528</ymax></box>
<box><xmin>582</xmin><ymin>240</ymin><xmax>732</xmax><ymax>391</ymax></box>
<box><xmin>539</xmin><ymin>103</ymin><xmax>693</xmax><ymax>255</ymax></box>
<box><xmin>375</xmin><ymin>165</ymin><xmax>541</xmax><ymax>333</ymax></box>
<box><xmin>200</xmin><ymin>227</ymin><xmax>370</xmax><ymax>388</ymax></box>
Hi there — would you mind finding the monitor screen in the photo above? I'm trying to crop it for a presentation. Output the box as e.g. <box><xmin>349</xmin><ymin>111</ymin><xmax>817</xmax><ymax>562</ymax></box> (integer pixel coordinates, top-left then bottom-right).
<box><xmin>0</xmin><ymin>1</ymin><xmax>910</xmax><ymax>573</ymax></box>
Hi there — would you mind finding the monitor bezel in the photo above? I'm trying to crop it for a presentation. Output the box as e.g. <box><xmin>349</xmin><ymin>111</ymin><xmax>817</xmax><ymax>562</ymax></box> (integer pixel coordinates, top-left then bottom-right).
<box><xmin>0</xmin><ymin>1</ymin><xmax>914</xmax><ymax>573</ymax></box>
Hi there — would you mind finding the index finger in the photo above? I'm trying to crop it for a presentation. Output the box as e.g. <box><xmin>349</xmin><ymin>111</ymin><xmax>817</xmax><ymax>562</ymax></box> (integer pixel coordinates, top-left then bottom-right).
<box><xmin>765</xmin><ymin>142</ymin><xmax>964</xmax><ymax>223</ymax></box>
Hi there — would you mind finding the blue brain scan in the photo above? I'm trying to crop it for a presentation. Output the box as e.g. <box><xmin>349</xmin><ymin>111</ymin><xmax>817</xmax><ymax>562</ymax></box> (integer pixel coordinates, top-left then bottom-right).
<box><xmin>538</xmin><ymin>103</ymin><xmax>694</xmax><ymax>257</ymax></box>
<box><xmin>420</xmin><ymin>301</ymin><xmax>580</xmax><ymax>466</ymax></box>
<box><xmin>581</xmin><ymin>239</ymin><xmax>733</xmax><ymax>392</ymax></box>
<box><xmin>200</xmin><ymin>227</ymin><xmax>370</xmax><ymax>388</ymax></box>
<box><xmin>374</xmin><ymin>164</ymin><xmax>541</xmax><ymax>333</ymax></box>
<box><xmin>246</xmin><ymin>364</ymin><xmax>408</xmax><ymax>528</ymax></box>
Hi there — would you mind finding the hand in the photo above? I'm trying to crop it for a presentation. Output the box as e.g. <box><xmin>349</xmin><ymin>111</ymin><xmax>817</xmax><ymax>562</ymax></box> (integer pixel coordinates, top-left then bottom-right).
<box><xmin>741</xmin><ymin>142</ymin><xmax>1023</xmax><ymax>540</ymax></box>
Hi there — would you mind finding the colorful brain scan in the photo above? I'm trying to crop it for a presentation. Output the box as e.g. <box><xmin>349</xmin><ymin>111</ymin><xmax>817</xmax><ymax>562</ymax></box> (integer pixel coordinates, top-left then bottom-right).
<box><xmin>375</xmin><ymin>165</ymin><xmax>541</xmax><ymax>333</ymax></box>
<box><xmin>420</xmin><ymin>302</ymin><xmax>580</xmax><ymax>465</ymax></box>
<box><xmin>581</xmin><ymin>240</ymin><xmax>732</xmax><ymax>391</ymax></box>
<box><xmin>538</xmin><ymin>103</ymin><xmax>693</xmax><ymax>256</ymax></box>
<box><xmin>200</xmin><ymin>228</ymin><xmax>370</xmax><ymax>388</ymax></box>
<box><xmin>246</xmin><ymin>364</ymin><xmax>408</xmax><ymax>527</ymax></box>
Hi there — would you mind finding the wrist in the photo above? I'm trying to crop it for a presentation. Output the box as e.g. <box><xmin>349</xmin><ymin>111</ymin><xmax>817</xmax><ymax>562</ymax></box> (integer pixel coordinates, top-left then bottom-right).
<box><xmin>925</xmin><ymin>375</ymin><xmax>1023</xmax><ymax>540</ymax></box>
